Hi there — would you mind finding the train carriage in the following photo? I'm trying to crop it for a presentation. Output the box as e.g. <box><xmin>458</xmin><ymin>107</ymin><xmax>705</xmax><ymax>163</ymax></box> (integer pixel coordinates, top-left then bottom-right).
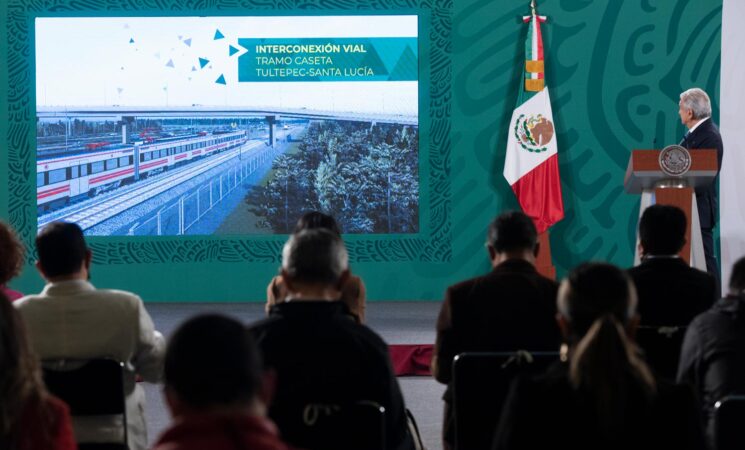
<box><xmin>37</xmin><ymin>130</ymin><xmax>247</xmax><ymax>211</ymax></box>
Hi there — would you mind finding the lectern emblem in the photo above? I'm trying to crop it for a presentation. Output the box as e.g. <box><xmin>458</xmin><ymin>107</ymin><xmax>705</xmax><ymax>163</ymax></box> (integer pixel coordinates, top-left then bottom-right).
<box><xmin>659</xmin><ymin>145</ymin><xmax>692</xmax><ymax>177</ymax></box>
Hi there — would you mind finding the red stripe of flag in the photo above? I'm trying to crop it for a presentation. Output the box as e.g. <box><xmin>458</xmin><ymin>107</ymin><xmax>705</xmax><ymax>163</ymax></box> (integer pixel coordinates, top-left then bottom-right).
<box><xmin>509</xmin><ymin>153</ymin><xmax>564</xmax><ymax>234</ymax></box>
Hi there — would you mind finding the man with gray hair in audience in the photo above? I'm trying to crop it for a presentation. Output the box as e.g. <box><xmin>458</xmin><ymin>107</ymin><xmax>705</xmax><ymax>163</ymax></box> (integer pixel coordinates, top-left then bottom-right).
<box><xmin>249</xmin><ymin>228</ymin><xmax>415</xmax><ymax>450</ymax></box>
<box><xmin>678</xmin><ymin>87</ymin><xmax>724</xmax><ymax>287</ymax></box>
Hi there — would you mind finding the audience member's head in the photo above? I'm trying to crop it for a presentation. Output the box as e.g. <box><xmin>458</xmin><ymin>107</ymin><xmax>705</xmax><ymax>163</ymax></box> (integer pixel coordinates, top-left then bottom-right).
<box><xmin>35</xmin><ymin>222</ymin><xmax>91</xmax><ymax>281</ymax></box>
<box><xmin>0</xmin><ymin>291</ymin><xmax>50</xmax><ymax>440</ymax></box>
<box><xmin>729</xmin><ymin>256</ymin><xmax>745</xmax><ymax>296</ymax></box>
<box><xmin>164</xmin><ymin>314</ymin><xmax>268</xmax><ymax>416</ymax></box>
<box><xmin>281</xmin><ymin>229</ymin><xmax>349</xmax><ymax>297</ymax></box>
<box><xmin>638</xmin><ymin>204</ymin><xmax>686</xmax><ymax>257</ymax></box>
<box><xmin>294</xmin><ymin>211</ymin><xmax>341</xmax><ymax>236</ymax></box>
<box><xmin>0</xmin><ymin>221</ymin><xmax>25</xmax><ymax>287</ymax></box>
<box><xmin>557</xmin><ymin>263</ymin><xmax>655</xmax><ymax>432</ymax></box>
<box><xmin>486</xmin><ymin>211</ymin><xmax>538</xmax><ymax>265</ymax></box>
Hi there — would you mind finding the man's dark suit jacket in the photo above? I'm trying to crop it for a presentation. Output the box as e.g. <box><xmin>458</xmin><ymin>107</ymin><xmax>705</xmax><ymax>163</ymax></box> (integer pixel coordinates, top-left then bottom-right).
<box><xmin>680</xmin><ymin>118</ymin><xmax>724</xmax><ymax>229</ymax></box>
<box><xmin>433</xmin><ymin>259</ymin><xmax>560</xmax><ymax>385</ymax></box>
<box><xmin>433</xmin><ymin>259</ymin><xmax>560</xmax><ymax>384</ymax></box>
<box><xmin>628</xmin><ymin>257</ymin><xmax>716</xmax><ymax>326</ymax></box>
<box><xmin>433</xmin><ymin>259</ymin><xmax>559</xmax><ymax>448</ymax></box>
<box><xmin>249</xmin><ymin>301</ymin><xmax>414</xmax><ymax>450</ymax></box>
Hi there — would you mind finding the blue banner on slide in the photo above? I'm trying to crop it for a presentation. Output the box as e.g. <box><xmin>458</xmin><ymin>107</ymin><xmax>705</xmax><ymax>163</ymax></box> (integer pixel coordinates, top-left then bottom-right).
<box><xmin>237</xmin><ymin>37</ymin><xmax>417</xmax><ymax>82</ymax></box>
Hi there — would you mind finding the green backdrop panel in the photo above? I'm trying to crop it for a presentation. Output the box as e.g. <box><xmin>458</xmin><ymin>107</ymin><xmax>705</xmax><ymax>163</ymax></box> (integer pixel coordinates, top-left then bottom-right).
<box><xmin>1</xmin><ymin>0</ymin><xmax>721</xmax><ymax>301</ymax></box>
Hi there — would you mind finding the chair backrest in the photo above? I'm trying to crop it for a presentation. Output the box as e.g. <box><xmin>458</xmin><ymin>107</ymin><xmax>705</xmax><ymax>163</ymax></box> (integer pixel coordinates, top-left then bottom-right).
<box><xmin>42</xmin><ymin>359</ymin><xmax>127</xmax><ymax>448</ymax></box>
<box><xmin>282</xmin><ymin>400</ymin><xmax>385</xmax><ymax>450</ymax></box>
<box><xmin>715</xmin><ymin>395</ymin><xmax>745</xmax><ymax>450</ymax></box>
<box><xmin>635</xmin><ymin>325</ymin><xmax>687</xmax><ymax>380</ymax></box>
<box><xmin>452</xmin><ymin>351</ymin><xmax>559</xmax><ymax>450</ymax></box>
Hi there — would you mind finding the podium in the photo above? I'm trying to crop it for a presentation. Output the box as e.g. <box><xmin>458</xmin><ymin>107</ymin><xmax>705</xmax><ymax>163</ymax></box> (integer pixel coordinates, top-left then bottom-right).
<box><xmin>624</xmin><ymin>148</ymin><xmax>718</xmax><ymax>268</ymax></box>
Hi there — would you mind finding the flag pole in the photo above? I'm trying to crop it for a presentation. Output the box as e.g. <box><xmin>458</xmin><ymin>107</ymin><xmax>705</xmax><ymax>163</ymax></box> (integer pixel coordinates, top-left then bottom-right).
<box><xmin>531</xmin><ymin>0</ymin><xmax>556</xmax><ymax>280</ymax></box>
<box><xmin>523</xmin><ymin>0</ymin><xmax>559</xmax><ymax>280</ymax></box>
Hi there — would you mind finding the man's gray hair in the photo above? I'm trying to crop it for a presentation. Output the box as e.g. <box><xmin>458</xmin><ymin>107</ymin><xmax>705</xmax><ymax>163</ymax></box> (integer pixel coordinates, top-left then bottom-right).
<box><xmin>680</xmin><ymin>88</ymin><xmax>712</xmax><ymax>120</ymax></box>
<box><xmin>281</xmin><ymin>228</ymin><xmax>349</xmax><ymax>285</ymax></box>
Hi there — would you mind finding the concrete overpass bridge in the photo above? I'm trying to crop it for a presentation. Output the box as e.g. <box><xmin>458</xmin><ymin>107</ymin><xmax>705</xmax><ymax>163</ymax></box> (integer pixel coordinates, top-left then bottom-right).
<box><xmin>37</xmin><ymin>105</ymin><xmax>417</xmax><ymax>146</ymax></box>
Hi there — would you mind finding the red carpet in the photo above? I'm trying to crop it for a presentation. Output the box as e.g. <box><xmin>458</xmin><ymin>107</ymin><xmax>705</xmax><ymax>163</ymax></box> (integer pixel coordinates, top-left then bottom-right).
<box><xmin>389</xmin><ymin>344</ymin><xmax>433</xmax><ymax>376</ymax></box>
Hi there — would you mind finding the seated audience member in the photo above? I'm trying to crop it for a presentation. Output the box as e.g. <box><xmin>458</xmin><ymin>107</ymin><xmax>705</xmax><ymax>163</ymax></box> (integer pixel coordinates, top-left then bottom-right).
<box><xmin>432</xmin><ymin>211</ymin><xmax>560</xmax><ymax>450</ymax></box>
<box><xmin>153</xmin><ymin>314</ymin><xmax>295</xmax><ymax>450</ymax></box>
<box><xmin>15</xmin><ymin>222</ymin><xmax>165</xmax><ymax>450</ymax></box>
<box><xmin>0</xmin><ymin>292</ymin><xmax>76</xmax><ymax>450</ymax></box>
<box><xmin>628</xmin><ymin>204</ymin><xmax>716</xmax><ymax>326</ymax></box>
<box><xmin>266</xmin><ymin>211</ymin><xmax>366</xmax><ymax>323</ymax></box>
<box><xmin>493</xmin><ymin>263</ymin><xmax>705</xmax><ymax>450</ymax></box>
<box><xmin>678</xmin><ymin>256</ymin><xmax>745</xmax><ymax>448</ymax></box>
<box><xmin>250</xmin><ymin>229</ymin><xmax>414</xmax><ymax>450</ymax></box>
<box><xmin>0</xmin><ymin>221</ymin><xmax>25</xmax><ymax>301</ymax></box>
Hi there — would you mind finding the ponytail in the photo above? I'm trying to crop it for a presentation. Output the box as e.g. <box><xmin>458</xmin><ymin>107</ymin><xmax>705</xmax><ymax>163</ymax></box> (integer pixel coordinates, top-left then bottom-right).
<box><xmin>569</xmin><ymin>314</ymin><xmax>655</xmax><ymax>433</ymax></box>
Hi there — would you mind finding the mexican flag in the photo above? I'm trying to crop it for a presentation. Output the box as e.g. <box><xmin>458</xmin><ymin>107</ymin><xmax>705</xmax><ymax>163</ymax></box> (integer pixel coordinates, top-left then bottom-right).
<box><xmin>503</xmin><ymin>5</ymin><xmax>564</xmax><ymax>233</ymax></box>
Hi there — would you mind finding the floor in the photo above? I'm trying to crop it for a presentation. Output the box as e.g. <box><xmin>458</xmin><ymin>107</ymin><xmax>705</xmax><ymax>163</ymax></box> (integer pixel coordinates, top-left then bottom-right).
<box><xmin>144</xmin><ymin>301</ymin><xmax>446</xmax><ymax>450</ymax></box>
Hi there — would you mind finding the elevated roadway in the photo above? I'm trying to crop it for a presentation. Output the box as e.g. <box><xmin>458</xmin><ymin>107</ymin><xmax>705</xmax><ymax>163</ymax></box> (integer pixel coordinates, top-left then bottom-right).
<box><xmin>37</xmin><ymin>105</ymin><xmax>417</xmax><ymax>126</ymax></box>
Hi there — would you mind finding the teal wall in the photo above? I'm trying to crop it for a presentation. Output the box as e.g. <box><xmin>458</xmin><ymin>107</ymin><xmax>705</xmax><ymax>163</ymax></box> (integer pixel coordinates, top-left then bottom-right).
<box><xmin>1</xmin><ymin>0</ymin><xmax>722</xmax><ymax>301</ymax></box>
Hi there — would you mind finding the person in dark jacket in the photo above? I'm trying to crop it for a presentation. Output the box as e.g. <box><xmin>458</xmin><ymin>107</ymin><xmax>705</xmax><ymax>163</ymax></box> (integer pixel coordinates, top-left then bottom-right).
<box><xmin>494</xmin><ymin>263</ymin><xmax>705</xmax><ymax>450</ymax></box>
<box><xmin>250</xmin><ymin>229</ymin><xmax>414</xmax><ymax>450</ymax></box>
<box><xmin>628</xmin><ymin>204</ymin><xmax>716</xmax><ymax>326</ymax></box>
<box><xmin>433</xmin><ymin>211</ymin><xmax>559</xmax><ymax>450</ymax></box>
<box><xmin>678</xmin><ymin>87</ymin><xmax>724</xmax><ymax>285</ymax></box>
<box><xmin>153</xmin><ymin>314</ymin><xmax>295</xmax><ymax>450</ymax></box>
<box><xmin>678</xmin><ymin>256</ymin><xmax>745</xmax><ymax>448</ymax></box>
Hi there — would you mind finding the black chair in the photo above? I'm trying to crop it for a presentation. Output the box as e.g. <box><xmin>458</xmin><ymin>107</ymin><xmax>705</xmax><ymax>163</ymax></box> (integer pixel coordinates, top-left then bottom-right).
<box><xmin>279</xmin><ymin>400</ymin><xmax>385</xmax><ymax>450</ymax></box>
<box><xmin>636</xmin><ymin>325</ymin><xmax>687</xmax><ymax>380</ymax></box>
<box><xmin>714</xmin><ymin>395</ymin><xmax>745</xmax><ymax>450</ymax></box>
<box><xmin>452</xmin><ymin>351</ymin><xmax>559</xmax><ymax>450</ymax></box>
<box><xmin>42</xmin><ymin>359</ymin><xmax>127</xmax><ymax>450</ymax></box>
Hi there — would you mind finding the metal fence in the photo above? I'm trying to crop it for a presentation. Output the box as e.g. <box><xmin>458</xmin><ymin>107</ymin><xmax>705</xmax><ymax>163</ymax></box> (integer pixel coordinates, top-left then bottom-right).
<box><xmin>128</xmin><ymin>146</ymin><xmax>279</xmax><ymax>236</ymax></box>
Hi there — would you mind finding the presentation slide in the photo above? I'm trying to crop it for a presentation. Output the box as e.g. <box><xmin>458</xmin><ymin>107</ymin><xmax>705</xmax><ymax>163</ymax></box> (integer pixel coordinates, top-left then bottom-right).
<box><xmin>35</xmin><ymin>16</ymin><xmax>419</xmax><ymax>236</ymax></box>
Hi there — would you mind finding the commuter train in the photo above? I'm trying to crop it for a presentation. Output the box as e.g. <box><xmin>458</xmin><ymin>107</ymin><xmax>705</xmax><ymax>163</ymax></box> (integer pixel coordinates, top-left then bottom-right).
<box><xmin>37</xmin><ymin>130</ymin><xmax>247</xmax><ymax>211</ymax></box>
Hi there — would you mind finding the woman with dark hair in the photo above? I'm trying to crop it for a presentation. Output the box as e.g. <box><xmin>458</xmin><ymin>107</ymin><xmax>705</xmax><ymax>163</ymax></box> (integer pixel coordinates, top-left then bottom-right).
<box><xmin>493</xmin><ymin>263</ymin><xmax>705</xmax><ymax>450</ymax></box>
<box><xmin>0</xmin><ymin>292</ymin><xmax>75</xmax><ymax>449</ymax></box>
<box><xmin>265</xmin><ymin>211</ymin><xmax>367</xmax><ymax>323</ymax></box>
<box><xmin>0</xmin><ymin>221</ymin><xmax>25</xmax><ymax>301</ymax></box>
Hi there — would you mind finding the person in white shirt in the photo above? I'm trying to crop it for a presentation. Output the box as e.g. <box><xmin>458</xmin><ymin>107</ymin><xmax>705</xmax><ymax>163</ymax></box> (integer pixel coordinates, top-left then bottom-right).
<box><xmin>15</xmin><ymin>221</ymin><xmax>165</xmax><ymax>450</ymax></box>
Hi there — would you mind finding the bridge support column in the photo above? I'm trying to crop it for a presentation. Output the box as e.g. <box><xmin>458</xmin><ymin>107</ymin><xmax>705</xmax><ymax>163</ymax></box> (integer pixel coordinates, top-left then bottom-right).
<box><xmin>121</xmin><ymin>116</ymin><xmax>135</xmax><ymax>144</ymax></box>
<box><xmin>133</xmin><ymin>142</ymin><xmax>141</xmax><ymax>181</ymax></box>
<box><xmin>265</xmin><ymin>115</ymin><xmax>278</xmax><ymax>148</ymax></box>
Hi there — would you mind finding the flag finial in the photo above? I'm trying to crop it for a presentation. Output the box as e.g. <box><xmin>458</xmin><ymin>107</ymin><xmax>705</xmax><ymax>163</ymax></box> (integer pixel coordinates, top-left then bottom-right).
<box><xmin>530</xmin><ymin>0</ymin><xmax>536</xmax><ymax>15</ymax></box>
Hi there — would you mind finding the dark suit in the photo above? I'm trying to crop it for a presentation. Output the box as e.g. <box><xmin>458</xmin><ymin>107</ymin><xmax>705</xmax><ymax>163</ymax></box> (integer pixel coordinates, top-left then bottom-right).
<box><xmin>680</xmin><ymin>118</ymin><xmax>724</xmax><ymax>281</ymax></box>
<box><xmin>628</xmin><ymin>257</ymin><xmax>716</xmax><ymax>326</ymax></box>
<box><xmin>433</xmin><ymin>259</ymin><xmax>559</xmax><ymax>449</ymax></box>
<box><xmin>249</xmin><ymin>301</ymin><xmax>414</xmax><ymax>450</ymax></box>
<box><xmin>678</xmin><ymin>295</ymin><xmax>745</xmax><ymax>449</ymax></box>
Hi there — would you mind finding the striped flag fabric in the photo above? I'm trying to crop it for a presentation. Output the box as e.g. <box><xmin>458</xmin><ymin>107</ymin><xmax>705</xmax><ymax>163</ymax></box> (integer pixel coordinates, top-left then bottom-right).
<box><xmin>503</xmin><ymin>3</ymin><xmax>564</xmax><ymax>233</ymax></box>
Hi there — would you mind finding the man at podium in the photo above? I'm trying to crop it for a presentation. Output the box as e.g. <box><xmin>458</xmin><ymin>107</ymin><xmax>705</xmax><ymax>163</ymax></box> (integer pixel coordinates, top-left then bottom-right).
<box><xmin>678</xmin><ymin>87</ymin><xmax>724</xmax><ymax>285</ymax></box>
